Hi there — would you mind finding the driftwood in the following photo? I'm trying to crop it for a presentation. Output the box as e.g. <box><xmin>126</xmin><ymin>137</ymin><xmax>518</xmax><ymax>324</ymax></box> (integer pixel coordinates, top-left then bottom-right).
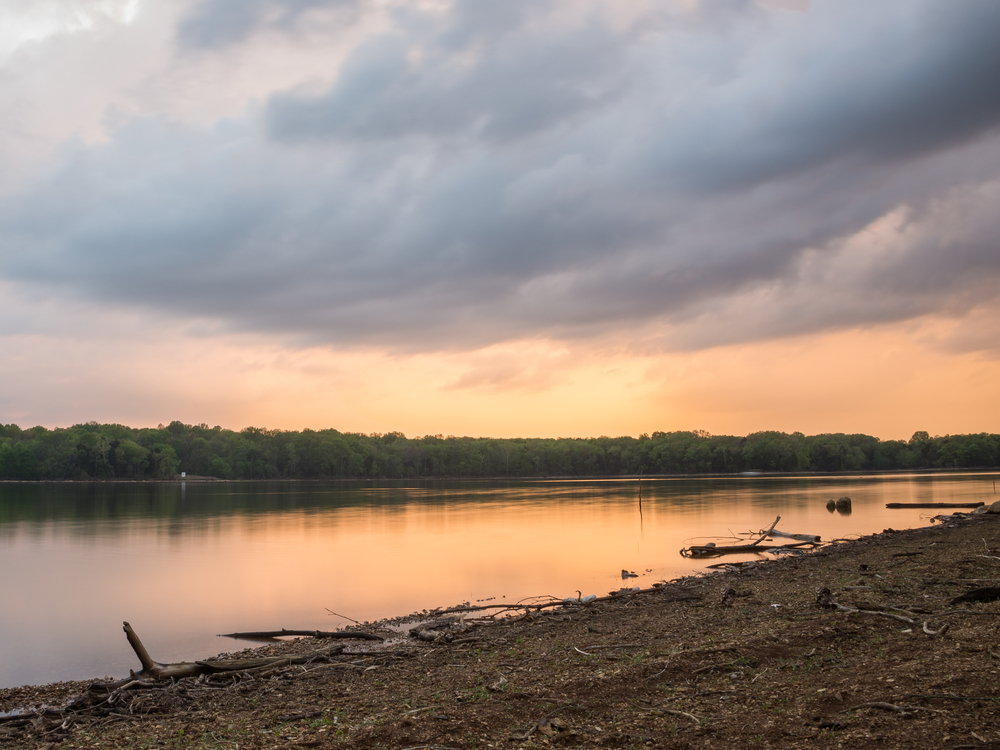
<box><xmin>814</xmin><ymin>589</ymin><xmax>950</xmax><ymax>636</ymax></box>
<box><xmin>766</xmin><ymin>529</ymin><xmax>821</xmax><ymax>543</ymax></box>
<box><xmin>680</xmin><ymin>516</ymin><xmax>820</xmax><ymax>558</ymax></box>
<box><xmin>680</xmin><ymin>516</ymin><xmax>777</xmax><ymax>558</ymax></box>
<box><xmin>219</xmin><ymin>628</ymin><xmax>384</xmax><ymax>641</ymax></box>
<box><xmin>123</xmin><ymin>621</ymin><xmax>345</xmax><ymax>681</ymax></box>
<box><xmin>681</xmin><ymin>541</ymin><xmax>819</xmax><ymax>558</ymax></box>
<box><xmin>886</xmin><ymin>502</ymin><xmax>984</xmax><ymax>509</ymax></box>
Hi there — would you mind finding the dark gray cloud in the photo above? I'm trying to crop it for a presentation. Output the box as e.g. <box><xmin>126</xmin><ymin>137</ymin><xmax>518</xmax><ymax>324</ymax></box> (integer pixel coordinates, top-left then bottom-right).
<box><xmin>3</xmin><ymin>0</ymin><xmax>1000</xmax><ymax>354</ymax></box>
<box><xmin>266</xmin><ymin>12</ymin><xmax>627</xmax><ymax>143</ymax></box>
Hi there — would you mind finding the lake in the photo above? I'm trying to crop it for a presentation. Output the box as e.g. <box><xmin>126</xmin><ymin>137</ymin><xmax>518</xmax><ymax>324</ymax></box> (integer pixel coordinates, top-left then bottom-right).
<box><xmin>0</xmin><ymin>473</ymin><xmax>995</xmax><ymax>689</ymax></box>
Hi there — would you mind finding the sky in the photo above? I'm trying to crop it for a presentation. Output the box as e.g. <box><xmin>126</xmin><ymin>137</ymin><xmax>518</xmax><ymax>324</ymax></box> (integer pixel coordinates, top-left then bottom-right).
<box><xmin>1</xmin><ymin>0</ymin><xmax>999</xmax><ymax>440</ymax></box>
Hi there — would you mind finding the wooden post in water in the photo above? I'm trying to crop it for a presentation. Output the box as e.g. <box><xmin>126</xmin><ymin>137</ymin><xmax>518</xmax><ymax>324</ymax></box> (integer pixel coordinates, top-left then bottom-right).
<box><xmin>638</xmin><ymin>470</ymin><xmax>643</xmax><ymax>521</ymax></box>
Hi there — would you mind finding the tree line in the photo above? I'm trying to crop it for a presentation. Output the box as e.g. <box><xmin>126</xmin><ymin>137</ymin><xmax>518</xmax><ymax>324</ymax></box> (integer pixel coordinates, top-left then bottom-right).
<box><xmin>0</xmin><ymin>422</ymin><xmax>997</xmax><ymax>481</ymax></box>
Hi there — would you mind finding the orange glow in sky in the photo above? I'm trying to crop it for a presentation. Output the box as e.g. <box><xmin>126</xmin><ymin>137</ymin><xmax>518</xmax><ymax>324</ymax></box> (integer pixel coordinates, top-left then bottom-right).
<box><xmin>3</xmin><ymin>310</ymin><xmax>997</xmax><ymax>440</ymax></box>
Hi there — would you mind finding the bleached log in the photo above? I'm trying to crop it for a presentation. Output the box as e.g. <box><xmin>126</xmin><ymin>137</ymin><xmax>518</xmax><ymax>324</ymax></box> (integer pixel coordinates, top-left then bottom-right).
<box><xmin>766</xmin><ymin>529</ymin><xmax>821</xmax><ymax>543</ymax></box>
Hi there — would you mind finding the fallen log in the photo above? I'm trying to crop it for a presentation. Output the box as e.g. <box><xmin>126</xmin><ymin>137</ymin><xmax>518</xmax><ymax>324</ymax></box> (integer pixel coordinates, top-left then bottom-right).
<box><xmin>219</xmin><ymin>628</ymin><xmax>384</xmax><ymax>641</ymax></box>
<box><xmin>766</xmin><ymin>529</ymin><xmax>821</xmax><ymax>543</ymax></box>
<box><xmin>885</xmin><ymin>502</ymin><xmax>984</xmax><ymax>509</ymax></box>
<box><xmin>680</xmin><ymin>542</ymin><xmax>814</xmax><ymax>559</ymax></box>
<box><xmin>122</xmin><ymin>621</ymin><xmax>345</xmax><ymax>681</ymax></box>
<box><xmin>680</xmin><ymin>515</ymin><xmax>801</xmax><ymax>558</ymax></box>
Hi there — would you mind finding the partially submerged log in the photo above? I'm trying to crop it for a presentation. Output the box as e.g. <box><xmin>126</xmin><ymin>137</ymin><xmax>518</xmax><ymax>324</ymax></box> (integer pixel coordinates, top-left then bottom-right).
<box><xmin>123</xmin><ymin>621</ymin><xmax>345</xmax><ymax>681</ymax></box>
<box><xmin>680</xmin><ymin>515</ymin><xmax>818</xmax><ymax>558</ymax></box>
<box><xmin>680</xmin><ymin>542</ymin><xmax>814</xmax><ymax>558</ymax></box>
<box><xmin>766</xmin><ymin>529</ymin><xmax>821</xmax><ymax>543</ymax></box>
<box><xmin>219</xmin><ymin>628</ymin><xmax>384</xmax><ymax>641</ymax></box>
<box><xmin>886</xmin><ymin>502</ymin><xmax>984</xmax><ymax>509</ymax></box>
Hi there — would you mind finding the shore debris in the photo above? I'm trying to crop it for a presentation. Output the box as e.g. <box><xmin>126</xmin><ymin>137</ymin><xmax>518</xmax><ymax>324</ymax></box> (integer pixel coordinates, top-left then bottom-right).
<box><xmin>680</xmin><ymin>516</ymin><xmax>820</xmax><ymax>558</ymax></box>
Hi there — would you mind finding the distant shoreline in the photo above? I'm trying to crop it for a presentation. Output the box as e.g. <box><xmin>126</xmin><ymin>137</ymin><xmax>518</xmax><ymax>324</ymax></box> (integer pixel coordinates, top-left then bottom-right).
<box><xmin>2</xmin><ymin>466</ymin><xmax>998</xmax><ymax>484</ymax></box>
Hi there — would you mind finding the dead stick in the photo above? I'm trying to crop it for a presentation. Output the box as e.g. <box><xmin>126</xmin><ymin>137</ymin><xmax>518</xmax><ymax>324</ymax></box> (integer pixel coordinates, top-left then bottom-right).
<box><xmin>752</xmin><ymin>516</ymin><xmax>781</xmax><ymax>546</ymax></box>
<box><xmin>219</xmin><ymin>629</ymin><xmax>383</xmax><ymax>641</ymax></box>
<box><xmin>123</xmin><ymin>622</ymin><xmax>158</xmax><ymax>672</ymax></box>
<box><xmin>326</xmin><ymin>609</ymin><xmax>363</xmax><ymax>626</ymax></box>
<box><xmin>663</xmin><ymin>709</ymin><xmax>701</xmax><ymax>725</ymax></box>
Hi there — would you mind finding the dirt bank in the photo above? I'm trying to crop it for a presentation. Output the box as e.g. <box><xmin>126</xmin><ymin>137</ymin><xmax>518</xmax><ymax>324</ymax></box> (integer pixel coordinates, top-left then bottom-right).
<box><xmin>2</xmin><ymin>514</ymin><xmax>998</xmax><ymax>749</ymax></box>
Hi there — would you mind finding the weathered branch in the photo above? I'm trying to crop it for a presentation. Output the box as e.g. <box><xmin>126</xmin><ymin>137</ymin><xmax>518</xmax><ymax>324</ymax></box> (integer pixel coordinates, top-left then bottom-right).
<box><xmin>121</xmin><ymin>622</ymin><xmax>344</xmax><ymax>681</ymax></box>
<box><xmin>219</xmin><ymin>628</ymin><xmax>384</xmax><ymax>641</ymax></box>
<box><xmin>755</xmin><ymin>516</ymin><xmax>782</xmax><ymax>545</ymax></box>
<box><xmin>814</xmin><ymin>590</ymin><xmax>917</xmax><ymax>624</ymax></box>
<box><xmin>766</xmin><ymin>529</ymin><xmax>821</xmax><ymax>543</ymax></box>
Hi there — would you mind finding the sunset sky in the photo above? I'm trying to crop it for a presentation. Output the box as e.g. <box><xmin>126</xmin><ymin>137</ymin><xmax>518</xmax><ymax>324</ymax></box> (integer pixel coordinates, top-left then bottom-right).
<box><xmin>1</xmin><ymin>0</ymin><xmax>999</xmax><ymax>440</ymax></box>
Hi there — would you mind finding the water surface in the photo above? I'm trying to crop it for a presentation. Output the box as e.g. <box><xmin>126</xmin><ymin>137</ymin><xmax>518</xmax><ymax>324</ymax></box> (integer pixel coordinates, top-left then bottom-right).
<box><xmin>1</xmin><ymin>473</ymin><xmax>995</xmax><ymax>689</ymax></box>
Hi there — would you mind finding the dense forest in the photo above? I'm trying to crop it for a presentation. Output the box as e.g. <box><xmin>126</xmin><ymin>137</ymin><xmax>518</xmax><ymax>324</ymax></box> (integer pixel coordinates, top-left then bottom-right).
<box><xmin>0</xmin><ymin>422</ymin><xmax>998</xmax><ymax>481</ymax></box>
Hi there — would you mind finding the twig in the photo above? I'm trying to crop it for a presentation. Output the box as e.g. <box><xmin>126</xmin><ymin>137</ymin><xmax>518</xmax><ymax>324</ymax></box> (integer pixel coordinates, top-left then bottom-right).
<box><xmin>220</xmin><ymin>628</ymin><xmax>383</xmax><ymax>641</ymax></box>
<box><xmin>663</xmin><ymin>709</ymin><xmax>702</xmax><ymax>725</ymax></box>
<box><xmin>815</xmin><ymin>588</ymin><xmax>916</xmax><ymax>624</ymax></box>
<box><xmin>325</xmin><ymin>609</ymin><xmax>362</xmax><ymax>626</ymax></box>
<box><xmin>403</xmin><ymin>706</ymin><xmax>438</xmax><ymax>716</ymax></box>
<box><xmin>754</xmin><ymin>516</ymin><xmax>781</xmax><ymax>545</ymax></box>
<box><xmin>922</xmin><ymin>622</ymin><xmax>950</xmax><ymax>636</ymax></box>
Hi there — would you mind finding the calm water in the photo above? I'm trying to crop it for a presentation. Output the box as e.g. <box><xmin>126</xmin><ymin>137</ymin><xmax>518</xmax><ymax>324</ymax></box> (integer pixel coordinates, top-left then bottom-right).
<box><xmin>0</xmin><ymin>473</ymin><xmax>996</xmax><ymax>689</ymax></box>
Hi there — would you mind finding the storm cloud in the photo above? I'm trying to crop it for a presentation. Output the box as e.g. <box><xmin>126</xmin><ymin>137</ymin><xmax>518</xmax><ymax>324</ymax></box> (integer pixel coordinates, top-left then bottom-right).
<box><xmin>3</xmin><ymin>0</ymin><xmax>1000</xmax><ymax>355</ymax></box>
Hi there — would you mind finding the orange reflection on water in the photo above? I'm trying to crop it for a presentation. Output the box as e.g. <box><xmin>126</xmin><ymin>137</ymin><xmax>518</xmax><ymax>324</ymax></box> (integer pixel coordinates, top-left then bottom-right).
<box><xmin>1</xmin><ymin>473</ymin><xmax>997</xmax><ymax>688</ymax></box>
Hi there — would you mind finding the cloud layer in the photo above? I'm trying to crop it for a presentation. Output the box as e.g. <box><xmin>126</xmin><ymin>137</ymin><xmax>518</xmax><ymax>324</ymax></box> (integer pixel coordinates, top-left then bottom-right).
<box><xmin>3</xmin><ymin>0</ymin><xmax>1000</xmax><ymax>359</ymax></box>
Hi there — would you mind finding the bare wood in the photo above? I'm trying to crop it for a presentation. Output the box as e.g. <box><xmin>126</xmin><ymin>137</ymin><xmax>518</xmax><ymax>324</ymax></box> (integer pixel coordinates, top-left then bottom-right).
<box><xmin>754</xmin><ymin>516</ymin><xmax>782</xmax><ymax>545</ymax></box>
<box><xmin>886</xmin><ymin>502</ymin><xmax>984</xmax><ymax>508</ymax></box>
<box><xmin>815</xmin><ymin>590</ymin><xmax>916</xmax><ymax>624</ymax></box>
<box><xmin>123</xmin><ymin>622</ymin><xmax>157</xmax><ymax>672</ymax></box>
<box><xmin>410</xmin><ymin>617</ymin><xmax>466</xmax><ymax>633</ymax></box>
<box><xmin>680</xmin><ymin>515</ymin><xmax>826</xmax><ymax>557</ymax></box>
<box><xmin>681</xmin><ymin>541</ymin><xmax>813</xmax><ymax>558</ymax></box>
<box><xmin>922</xmin><ymin>621</ymin><xmax>950</xmax><ymax>636</ymax></box>
<box><xmin>662</xmin><ymin>709</ymin><xmax>701</xmax><ymax>725</ymax></box>
<box><xmin>767</xmin><ymin>529</ymin><xmax>821</xmax><ymax>543</ymax></box>
<box><xmin>121</xmin><ymin>621</ymin><xmax>344</xmax><ymax>681</ymax></box>
<box><xmin>219</xmin><ymin>628</ymin><xmax>384</xmax><ymax>641</ymax></box>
